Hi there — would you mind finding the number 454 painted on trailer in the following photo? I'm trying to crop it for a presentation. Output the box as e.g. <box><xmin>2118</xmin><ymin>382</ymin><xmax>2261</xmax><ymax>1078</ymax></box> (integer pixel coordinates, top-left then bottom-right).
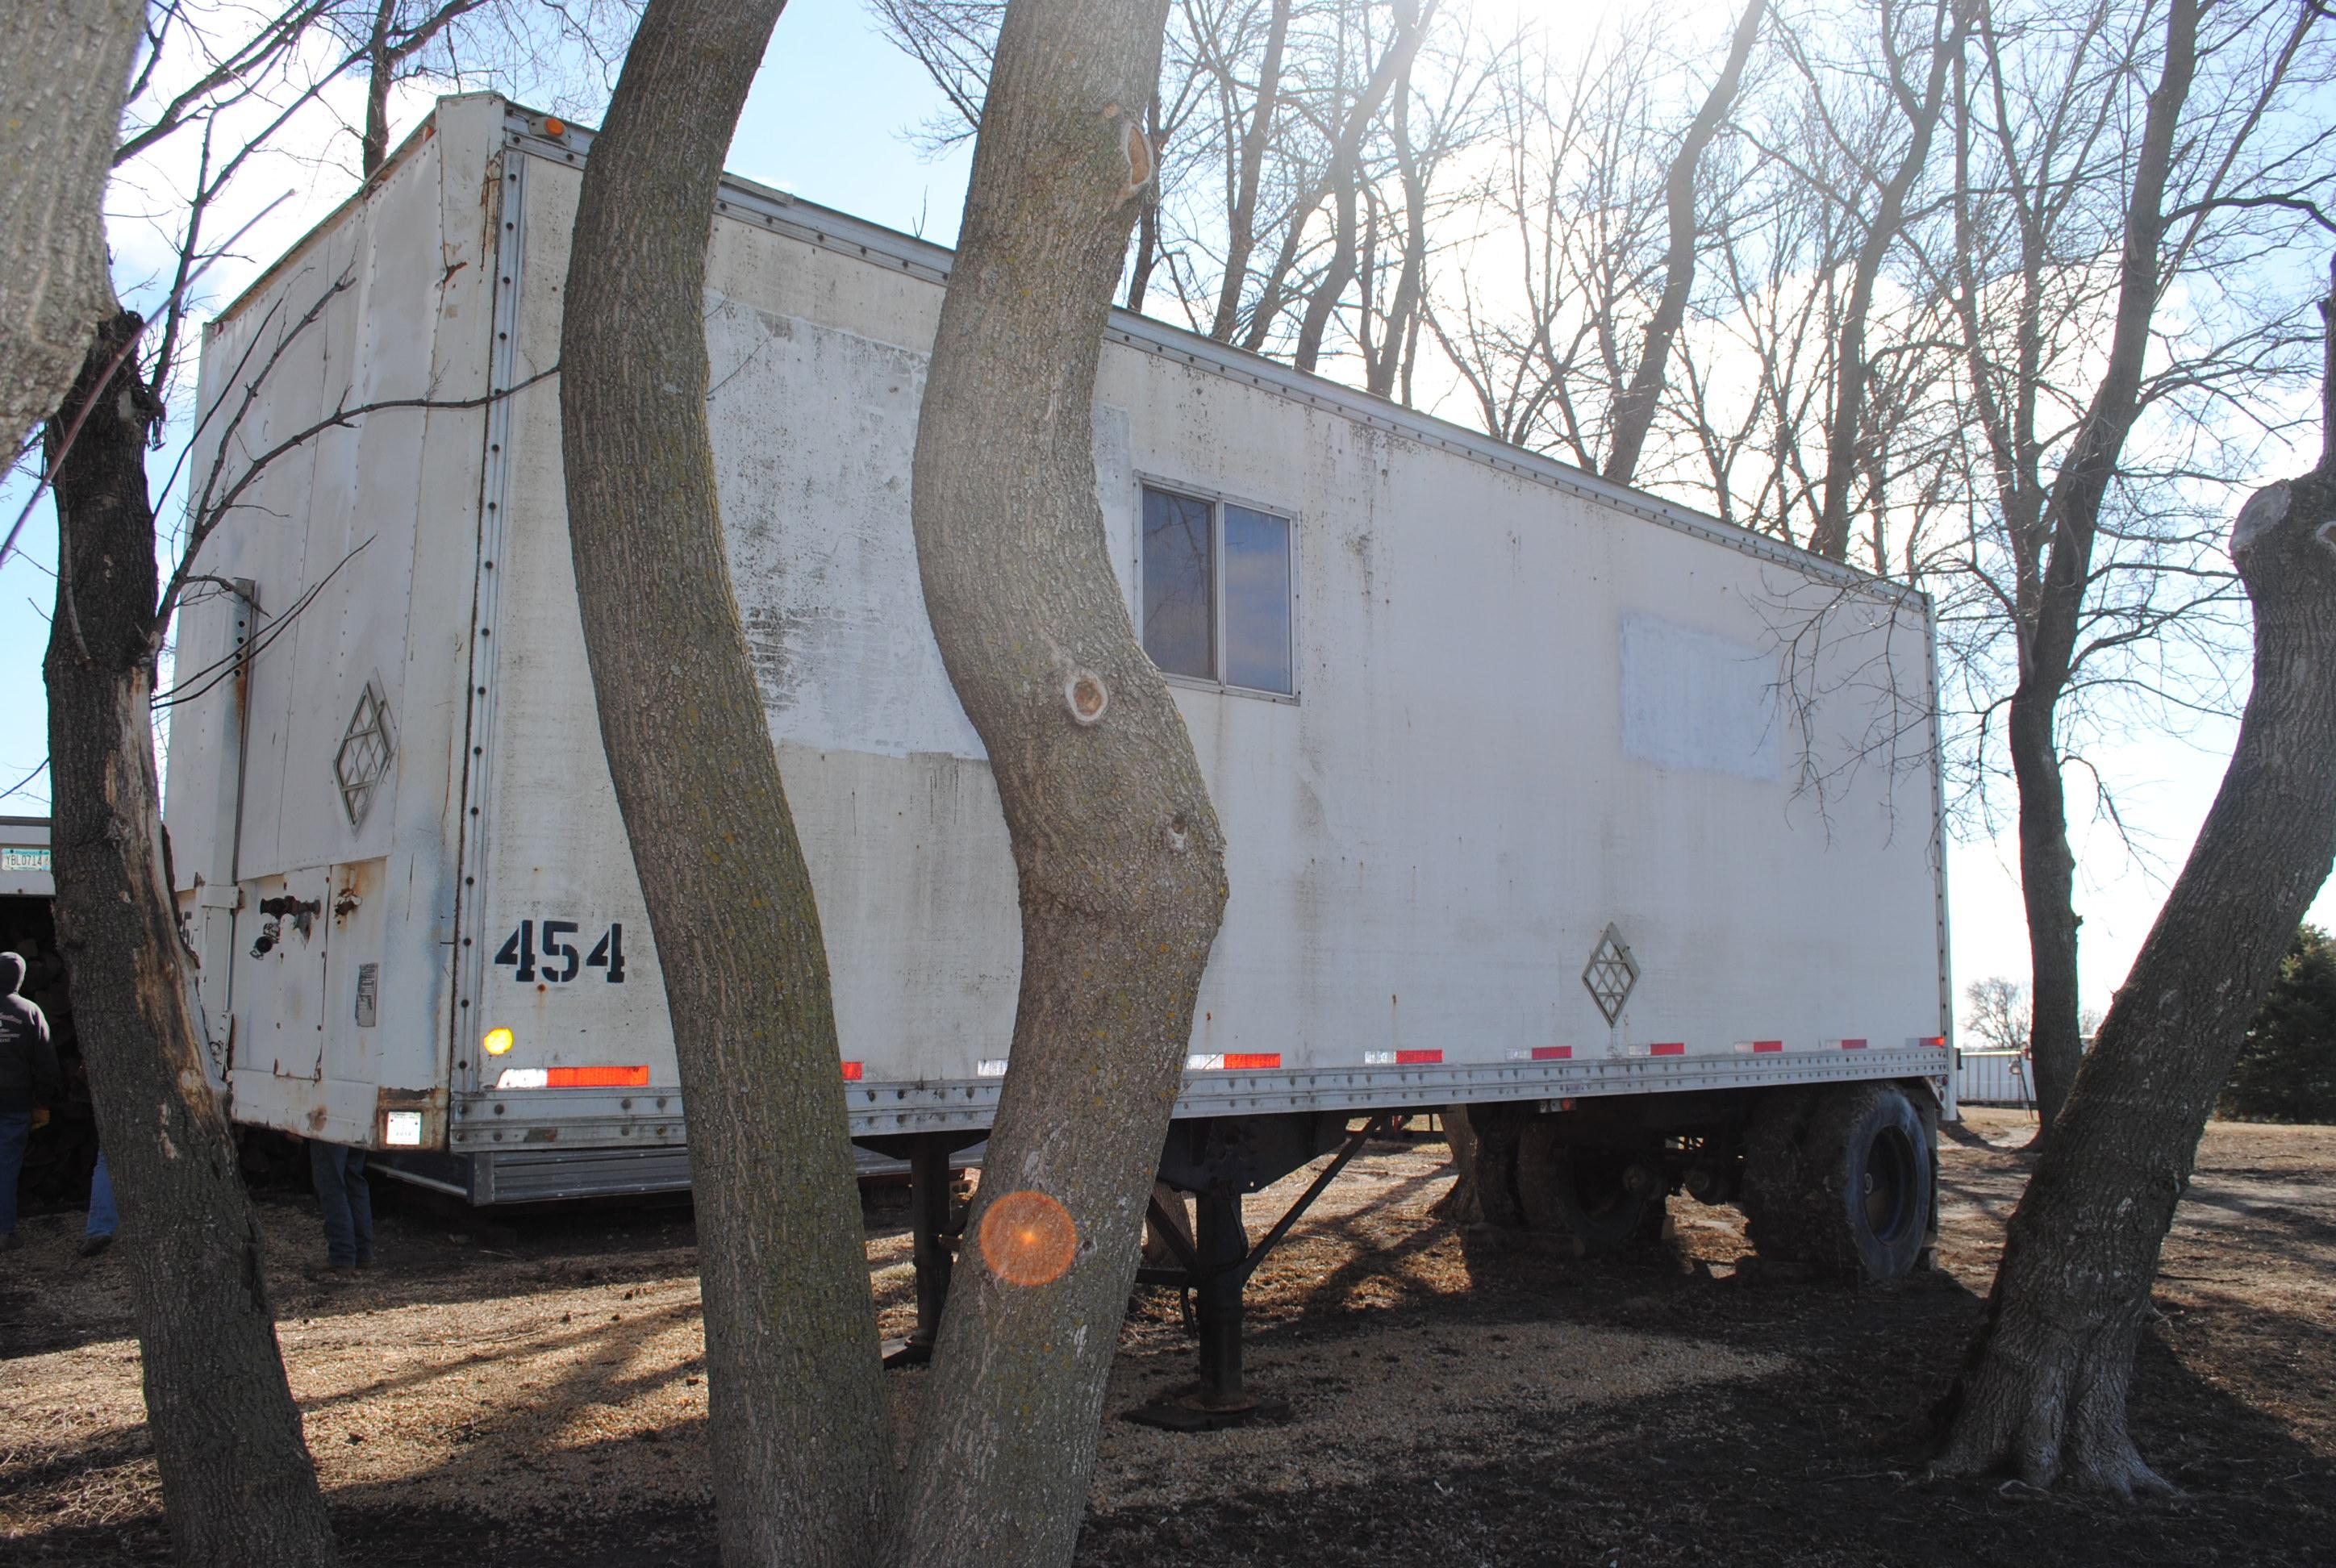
<box><xmin>494</xmin><ymin>920</ymin><xmax>627</xmax><ymax>983</ymax></box>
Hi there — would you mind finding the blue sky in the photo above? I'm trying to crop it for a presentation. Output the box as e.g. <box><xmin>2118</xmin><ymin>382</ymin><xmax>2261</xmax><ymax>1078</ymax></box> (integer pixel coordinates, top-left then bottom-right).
<box><xmin>2</xmin><ymin>0</ymin><xmax>2326</xmax><ymax>1025</ymax></box>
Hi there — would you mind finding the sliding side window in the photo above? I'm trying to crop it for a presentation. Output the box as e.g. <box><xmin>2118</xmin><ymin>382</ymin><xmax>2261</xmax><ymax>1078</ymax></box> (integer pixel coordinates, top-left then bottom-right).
<box><xmin>1140</xmin><ymin>485</ymin><xmax>1294</xmax><ymax>697</ymax></box>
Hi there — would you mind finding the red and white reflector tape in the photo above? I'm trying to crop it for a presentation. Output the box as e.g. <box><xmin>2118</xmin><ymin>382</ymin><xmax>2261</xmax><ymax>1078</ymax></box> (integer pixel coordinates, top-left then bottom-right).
<box><xmin>976</xmin><ymin>1058</ymin><xmax>1009</xmax><ymax>1078</ymax></box>
<box><xmin>1365</xmin><ymin>1049</ymin><xmax>1443</xmax><ymax>1065</ymax></box>
<box><xmin>1733</xmin><ymin>1040</ymin><xmax>1786</xmax><ymax>1054</ymax></box>
<box><xmin>1649</xmin><ymin>1042</ymin><xmax>1686</xmax><ymax>1057</ymax></box>
<box><xmin>1504</xmin><ymin>1045</ymin><xmax>1574</xmax><ymax>1061</ymax></box>
<box><xmin>1827</xmin><ymin>1038</ymin><xmax>1869</xmax><ymax>1051</ymax></box>
<box><xmin>494</xmin><ymin>1064</ymin><xmax>649</xmax><ymax>1090</ymax></box>
<box><xmin>841</xmin><ymin>1061</ymin><xmax>864</xmax><ymax>1082</ymax></box>
<box><xmin>1186</xmin><ymin>1053</ymin><xmax>1283</xmax><ymax>1071</ymax></box>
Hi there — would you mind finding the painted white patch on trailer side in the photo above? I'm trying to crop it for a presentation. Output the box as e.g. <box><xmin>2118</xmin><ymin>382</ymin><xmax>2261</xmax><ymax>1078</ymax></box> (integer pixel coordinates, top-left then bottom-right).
<box><xmin>706</xmin><ymin>298</ymin><xmax>982</xmax><ymax>761</ymax></box>
<box><xmin>1618</xmin><ymin>614</ymin><xmax>1783</xmax><ymax>781</ymax></box>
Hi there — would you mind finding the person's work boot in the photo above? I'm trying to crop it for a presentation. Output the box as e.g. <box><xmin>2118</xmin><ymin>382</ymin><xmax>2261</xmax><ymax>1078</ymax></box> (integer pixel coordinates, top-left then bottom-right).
<box><xmin>77</xmin><ymin>1233</ymin><xmax>114</xmax><ymax>1258</ymax></box>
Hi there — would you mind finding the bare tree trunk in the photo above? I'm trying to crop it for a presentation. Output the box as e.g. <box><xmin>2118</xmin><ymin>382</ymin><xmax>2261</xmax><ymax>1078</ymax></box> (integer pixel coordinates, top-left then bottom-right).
<box><xmin>891</xmin><ymin>1</ymin><xmax>1227</xmax><ymax>1561</ymax></box>
<box><xmin>1937</xmin><ymin>277</ymin><xmax>2336</xmax><ymax>1494</ymax></box>
<box><xmin>2008</xmin><ymin>0</ymin><xmax>2196</xmax><ymax>1136</ymax></box>
<box><xmin>558</xmin><ymin>2</ymin><xmax>895</xmax><ymax>1562</ymax></box>
<box><xmin>361</xmin><ymin>0</ymin><xmax>396</xmax><ymax>177</ymax></box>
<box><xmin>1808</xmin><ymin>0</ymin><xmax>1959</xmax><ymax>561</ymax></box>
<box><xmin>1294</xmin><ymin>160</ymin><xmax>1362</xmax><ymax>374</ymax></box>
<box><xmin>1293</xmin><ymin>2</ymin><xmax>1428</xmax><ymax>375</ymax></box>
<box><xmin>0</xmin><ymin>0</ymin><xmax>143</xmax><ymax>448</ymax></box>
<box><xmin>44</xmin><ymin>311</ymin><xmax>341</xmax><ymax>1567</ymax></box>
<box><xmin>1209</xmin><ymin>0</ymin><xmax>1292</xmax><ymax>343</ymax></box>
<box><xmin>1364</xmin><ymin>52</ymin><xmax>1426</xmax><ymax>400</ymax></box>
<box><xmin>1602</xmin><ymin>0</ymin><xmax>1765</xmax><ymax>487</ymax></box>
<box><xmin>1126</xmin><ymin>92</ymin><xmax>1163</xmax><ymax>311</ymax></box>
<box><xmin>1242</xmin><ymin>2</ymin><xmax>1426</xmax><ymax>358</ymax></box>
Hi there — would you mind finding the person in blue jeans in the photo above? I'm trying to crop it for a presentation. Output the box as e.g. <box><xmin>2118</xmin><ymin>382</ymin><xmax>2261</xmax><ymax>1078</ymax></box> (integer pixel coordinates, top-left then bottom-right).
<box><xmin>80</xmin><ymin>1149</ymin><xmax>117</xmax><ymax>1257</ymax></box>
<box><xmin>0</xmin><ymin>951</ymin><xmax>62</xmax><ymax>1251</ymax></box>
<box><xmin>309</xmin><ymin>1140</ymin><xmax>373</xmax><ymax>1269</ymax></box>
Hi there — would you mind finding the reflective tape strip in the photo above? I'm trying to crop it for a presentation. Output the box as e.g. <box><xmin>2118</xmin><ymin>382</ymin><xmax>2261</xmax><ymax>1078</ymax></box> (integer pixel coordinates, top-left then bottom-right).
<box><xmin>1187</xmin><ymin>1054</ymin><xmax>1223</xmax><ymax>1070</ymax></box>
<box><xmin>549</xmin><ymin>1065</ymin><xmax>649</xmax><ymax>1087</ymax></box>
<box><xmin>1830</xmin><ymin>1038</ymin><xmax>1869</xmax><ymax>1051</ymax></box>
<box><xmin>841</xmin><ymin>1061</ymin><xmax>864</xmax><ymax>1082</ymax></box>
<box><xmin>1650</xmin><ymin>1042</ymin><xmax>1686</xmax><ymax>1057</ymax></box>
<box><xmin>1731</xmin><ymin>1040</ymin><xmax>1785</xmax><ymax>1054</ymax></box>
<box><xmin>976</xmin><ymin>1058</ymin><xmax>1010</xmax><ymax>1078</ymax></box>
<box><xmin>493</xmin><ymin>1065</ymin><xmax>649</xmax><ymax>1089</ymax></box>
<box><xmin>1395</xmin><ymin>1049</ymin><xmax>1441</xmax><ymax>1065</ymax></box>
<box><xmin>1224</xmin><ymin>1053</ymin><xmax>1282</xmax><ymax>1070</ymax></box>
<box><xmin>1505</xmin><ymin>1045</ymin><xmax>1574</xmax><ymax>1061</ymax></box>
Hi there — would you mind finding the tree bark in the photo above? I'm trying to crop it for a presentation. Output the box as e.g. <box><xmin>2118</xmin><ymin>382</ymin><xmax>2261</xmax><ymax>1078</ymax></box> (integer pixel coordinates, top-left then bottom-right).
<box><xmin>1807</xmin><ymin>0</ymin><xmax>1959</xmax><ymax>561</ymax></box>
<box><xmin>2006</xmin><ymin>0</ymin><xmax>2196</xmax><ymax>1136</ymax></box>
<box><xmin>1936</xmin><ymin>276</ymin><xmax>2336</xmax><ymax>1495</ymax></box>
<box><xmin>1601</xmin><ymin>0</ymin><xmax>1765</xmax><ymax>488</ymax></box>
<box><xmin>45</xmin><ymin>311</ymin><xmax>342</xmax><ymax>1566</ymax></box>
<box><xmin>890</xmin><ymin>1</ymin><xmax>1227</xmax><ymax>1562</ymax></box>
<box><xmin>0</xmin><ymin>0</ymin><xmax>143</xmax><ymax>449</ymax></box>
<box><xmin>557</xmin><ymin>3</ymin><xmax>896</xmax><ymax>1563</ymax></box>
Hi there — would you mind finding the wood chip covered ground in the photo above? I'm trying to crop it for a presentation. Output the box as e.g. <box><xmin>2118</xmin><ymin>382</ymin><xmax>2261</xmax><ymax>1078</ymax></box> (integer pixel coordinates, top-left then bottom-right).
<box><xmin>2</xmin><ymin>1109</ymin><xmax>2330</xmax><ymax>1564</ymax></box>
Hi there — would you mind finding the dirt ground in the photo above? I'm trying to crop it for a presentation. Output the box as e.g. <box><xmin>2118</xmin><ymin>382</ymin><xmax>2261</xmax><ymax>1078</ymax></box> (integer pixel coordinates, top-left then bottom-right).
<box><xmin>2</xmin><ymin>1107</ymin><xmax>2330</xmax><ymax>1566</ymax></box>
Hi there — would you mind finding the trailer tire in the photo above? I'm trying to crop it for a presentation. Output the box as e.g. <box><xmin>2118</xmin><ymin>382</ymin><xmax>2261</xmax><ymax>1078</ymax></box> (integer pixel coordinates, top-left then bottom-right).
<box><xmin>1516</xmin><ymin>1125</ymin><xmax>1660</xmax><ymax>1252</ymax></box>
<box><xmin>1744</xmin><ymin>1082</ymin><xmax>1928</xmax><ymax>1281</ymax></box>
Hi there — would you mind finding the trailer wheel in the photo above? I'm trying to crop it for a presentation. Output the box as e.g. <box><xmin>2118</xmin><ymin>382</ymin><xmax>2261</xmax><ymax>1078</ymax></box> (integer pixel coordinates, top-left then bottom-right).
<box><xmin>1743</xmin><ymin>1082</ymin><xmax>1929</xmax><ymax>1281</ymax></box>
<box><xmin>1516</xmin><ymin>1124</ymin><xmax>1660</xmax><ymax>1252</ymax></box>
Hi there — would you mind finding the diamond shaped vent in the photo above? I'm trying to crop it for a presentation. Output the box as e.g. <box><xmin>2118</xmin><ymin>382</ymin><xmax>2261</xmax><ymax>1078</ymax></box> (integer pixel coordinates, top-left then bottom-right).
<box><xmin>334</xmin><ymin>681</ymin><xmax>394</xmax><ymax>829</ymax></box>
<box><xmin>1582</xmin><ymin>924</ymin><xmax>1639</xmax><ymax>1025</ymax></box>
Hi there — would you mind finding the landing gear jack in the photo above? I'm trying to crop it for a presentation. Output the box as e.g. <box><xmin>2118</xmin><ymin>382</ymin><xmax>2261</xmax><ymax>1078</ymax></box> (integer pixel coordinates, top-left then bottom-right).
<box><xmin>879</xmin><ymin>1132</ymin><xmax>971</xmax><ymax>1368</ymax></box>
<box><xmin>1124</xmin><ymin>1114</ymin><xmax>1386</xmax><ymax>1432</ymax></box>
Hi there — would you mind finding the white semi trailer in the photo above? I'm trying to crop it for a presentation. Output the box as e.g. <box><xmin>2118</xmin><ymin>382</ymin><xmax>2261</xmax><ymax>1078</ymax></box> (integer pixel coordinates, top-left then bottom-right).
<box><xmin>165</xmin><ymin>97</ymin><xmax>1952</xmax><ymax>1370</ymax></box>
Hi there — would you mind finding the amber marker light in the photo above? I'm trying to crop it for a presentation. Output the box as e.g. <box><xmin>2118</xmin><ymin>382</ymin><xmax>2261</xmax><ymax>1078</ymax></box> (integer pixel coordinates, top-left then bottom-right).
<box><xmin>541</xmin><ymin>116</ymin><xmax>566</xmax><ymax>136</ymax></box>
<box><xmin>978</xmin><ymin>1191</ymin><xmax>1078</xmax><ymax>1287</ymax></box>
<box><xmin>482</xmin><ymin>1026</ymin><xmax>515</xmax><ymax>1057</ymax></box>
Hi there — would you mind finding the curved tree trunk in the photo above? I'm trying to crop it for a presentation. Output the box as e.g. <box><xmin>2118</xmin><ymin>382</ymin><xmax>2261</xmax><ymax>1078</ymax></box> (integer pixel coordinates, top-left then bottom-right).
<box><xmin>45</xmin><ymin>311</ymin><xmax>341</xmax><ymax>1566</ymax></box>
<box><xmin>889</xmin><ymin>2</ymin><xmax>1227</xmax><ymax>1562</ymax></box>
<box><xmin>0</xmin><ymin>0</ymin><xmax>143</xmax><ymax>449</ymax></box>
<box><xmin>1937</xmin><ymin>301</ymin><xmax>2336</xmax><ymax>1491</ymax></box>
<box><xmin>1601</xmin><ymin>0</ymin><xmax>1765</xmax><ymax>489</ymax></box>
<box><xmin>558</xmin><ymin>3</ymin><xmax>895</xmax><ymax>1562</ymax></box>
<box><xmin>2001</xmin><ymin>0</ymin><xmax>2196</xmax><ymax>1140</ymax></box>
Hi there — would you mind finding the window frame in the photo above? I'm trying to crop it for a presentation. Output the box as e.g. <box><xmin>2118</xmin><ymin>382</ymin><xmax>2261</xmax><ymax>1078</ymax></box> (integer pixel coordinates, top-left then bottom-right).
<box><xmin>1133</xmin><ymin>473</ymin><xmax>1301</xmax><ymax>704</ymax></box>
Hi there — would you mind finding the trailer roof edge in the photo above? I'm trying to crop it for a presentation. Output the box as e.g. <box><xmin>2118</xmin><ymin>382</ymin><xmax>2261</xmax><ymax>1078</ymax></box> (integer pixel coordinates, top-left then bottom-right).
<box><xmin>211</xmin><ymin>94</ymin><xmax>1928</xmax><ymax>612</ymax></box>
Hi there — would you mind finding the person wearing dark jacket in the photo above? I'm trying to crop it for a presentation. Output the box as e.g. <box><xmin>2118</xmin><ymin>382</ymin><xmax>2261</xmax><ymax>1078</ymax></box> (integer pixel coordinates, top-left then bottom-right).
<box><xmin>1</xmin><ymin>951</ymin><xmax>63</xmax><ymax>1249</ymax></box>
